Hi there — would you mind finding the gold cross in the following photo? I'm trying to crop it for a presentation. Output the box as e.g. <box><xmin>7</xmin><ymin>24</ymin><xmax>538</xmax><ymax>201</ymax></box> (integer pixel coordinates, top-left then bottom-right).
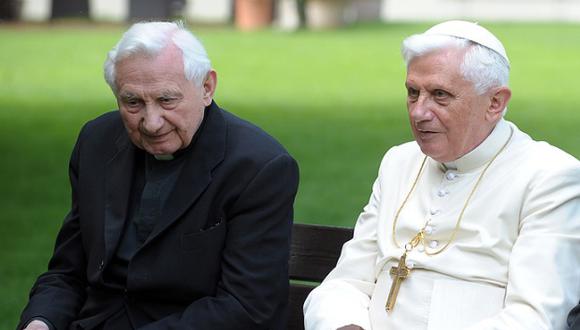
<box><xmin>385</xmin><ymin>252</ymin><xmax>411</xmax><ymax>312</ymax></box>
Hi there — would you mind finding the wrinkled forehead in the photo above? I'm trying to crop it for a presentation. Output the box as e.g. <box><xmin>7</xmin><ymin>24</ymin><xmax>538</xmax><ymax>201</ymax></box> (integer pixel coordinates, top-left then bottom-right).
<box><xmin>115</xmin><ymin>45</ymin><xmax>186</xmax><ymax>79</ymax></box>
<box><xmin>405</xmin><ymin>47</ymin><xmax>477</xmax><ymax>93</ymax></box>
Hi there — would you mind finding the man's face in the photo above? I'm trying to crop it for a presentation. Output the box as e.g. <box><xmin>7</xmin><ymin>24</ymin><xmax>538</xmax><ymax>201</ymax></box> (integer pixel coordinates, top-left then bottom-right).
<box><xmin>114</xmin><ymin>45</ymin><xmax>215</xmax><ymax>156</ymax></box>
<box><xmin>405</xmin><ymin>47</ymin><xmax>495</xmax><ymax>163</ymax></box>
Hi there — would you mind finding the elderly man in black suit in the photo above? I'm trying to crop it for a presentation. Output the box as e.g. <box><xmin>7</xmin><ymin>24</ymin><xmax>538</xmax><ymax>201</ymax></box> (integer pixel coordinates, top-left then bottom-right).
<box><xmin>18</xmin><ymin>21</ymin><xmax>299</xmax><ymax>330</ymax></box>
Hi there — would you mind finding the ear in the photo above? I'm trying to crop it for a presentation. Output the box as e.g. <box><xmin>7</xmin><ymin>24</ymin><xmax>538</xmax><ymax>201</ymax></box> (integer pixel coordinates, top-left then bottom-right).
<box><xmin>486</xmin><ymin>86</ymin><xmax>511</xmax><ymax>122</ymax></box>
<box><xmin>201</xmin><ymin>70</ymin><xmax>217</xmax><ymax>106</ymax></box>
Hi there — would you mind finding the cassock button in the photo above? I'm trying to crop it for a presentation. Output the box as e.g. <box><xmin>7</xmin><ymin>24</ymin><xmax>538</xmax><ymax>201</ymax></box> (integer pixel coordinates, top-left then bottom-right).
<box><xmin>424</xmin><ymin>225</ymin><xmax>433</xmax><ymax>235</ymax></box>
<box><xmin>430</xmin><ymin>208</ymin><xmax>440</xmax><ymax>216</ymax></box>
<box><xmin>437</xmin><ymin>189</ymin><xmax>448</xmax><ymax>197</ymax></box>
<box><xmin>445</xmin><ymin>172</ymin><xmax>457</xmax><ymax>180</ymax></box>
<box><xmin>429</xmin><ymin>240</ymin><xmax>439</xmax><ymax>249</ymax></box>
<box><xmin>98</xmin><ymin>260</ymin><xmax>104</xmax><ymax>270</ymax></box>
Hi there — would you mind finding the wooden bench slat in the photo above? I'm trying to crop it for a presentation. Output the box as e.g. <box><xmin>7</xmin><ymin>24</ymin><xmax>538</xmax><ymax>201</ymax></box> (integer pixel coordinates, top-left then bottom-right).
<box><xmin>288</xmin><ymin>223</ymin><xmax>354</xmax><ymax>330</ymax></box>
<box><xmin>289</xmin><ymin>223</ymin><xmax>353</xmax><ymax>281</ymax></box>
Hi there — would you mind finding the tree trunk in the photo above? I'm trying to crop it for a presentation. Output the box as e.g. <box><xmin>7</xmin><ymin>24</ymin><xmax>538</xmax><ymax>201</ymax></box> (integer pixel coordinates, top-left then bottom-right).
<box><xmin>129</xmin><ymin>0</ymin><xmax>186</xmax><ymax>21</ymax></box>
<box><xmin>51</xmin><ymin>0</ymin><xmax>90</xmax><ymax>19</ymax></box>
<box><xmin>0</xmin><ymin>0</ymin><xmax>21</xmax><ymax>21</ymax></box>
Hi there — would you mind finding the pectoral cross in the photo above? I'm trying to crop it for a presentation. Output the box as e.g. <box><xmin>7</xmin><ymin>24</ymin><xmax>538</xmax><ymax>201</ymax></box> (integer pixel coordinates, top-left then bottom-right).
<box><xmin>385</xmin><ymin>252</ymin><xmax>411</xmax><ymax>312</ymax></box>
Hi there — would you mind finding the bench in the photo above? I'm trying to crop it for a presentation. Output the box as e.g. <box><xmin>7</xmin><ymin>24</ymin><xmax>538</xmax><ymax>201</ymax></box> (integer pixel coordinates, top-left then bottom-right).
<box><xmin>288</xmin><ymin>223</ymin><xmax>354</xmax><ymax>330</ymax></box>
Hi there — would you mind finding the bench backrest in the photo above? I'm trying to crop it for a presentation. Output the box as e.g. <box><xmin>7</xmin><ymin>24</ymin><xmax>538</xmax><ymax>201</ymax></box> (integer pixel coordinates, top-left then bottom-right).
<box><xmin>287</xmin><ymin>223</ymin><xmax>354</xmax><ymax>330</ymax></box>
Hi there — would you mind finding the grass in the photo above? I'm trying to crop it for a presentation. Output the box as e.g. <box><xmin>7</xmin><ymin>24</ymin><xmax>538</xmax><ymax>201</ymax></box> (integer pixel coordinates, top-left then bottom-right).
<box><xmin>1</xmin><ymin>21</ymin><xmax>579</xmax><ymax>328</ymax></box>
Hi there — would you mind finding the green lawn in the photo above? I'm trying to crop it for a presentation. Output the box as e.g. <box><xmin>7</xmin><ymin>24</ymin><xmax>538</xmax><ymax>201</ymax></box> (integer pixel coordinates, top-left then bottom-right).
<box><xmin>1</xmin><ymin>22</ymin><xmax>579</xmax><ymax>327</ymax></box>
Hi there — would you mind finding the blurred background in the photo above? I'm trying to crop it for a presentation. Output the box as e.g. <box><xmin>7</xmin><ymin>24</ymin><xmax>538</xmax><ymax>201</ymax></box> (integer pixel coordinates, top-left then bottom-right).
<box><xmin>1</xmin><ymin>0</ymin><xmax>579</xmax><ymax>327</ymax></box>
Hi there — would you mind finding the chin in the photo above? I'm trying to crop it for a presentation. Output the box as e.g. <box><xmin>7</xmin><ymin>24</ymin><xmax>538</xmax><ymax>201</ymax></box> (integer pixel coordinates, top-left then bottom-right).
<box><xmin>419</xmin><ymin>146</ymin><xmax>445</xmax><ymax>162</ymax></box>
<box><xmin>144</xmin><ymin>145</ymin><xmax>179</xmax><ymax>156</ymax></box>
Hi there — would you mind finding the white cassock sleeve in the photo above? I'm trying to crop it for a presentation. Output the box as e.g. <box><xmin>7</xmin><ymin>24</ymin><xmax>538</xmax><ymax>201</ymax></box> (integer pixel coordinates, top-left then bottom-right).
<box><xmin>465</xmin><ymin>162</ymin><xmax>580</xmax><ymax>330</ymax></box>
<box><xmin>303</xmin><ymin>178</ymin><xmax>382</xmax><ymax>330</ymax></box>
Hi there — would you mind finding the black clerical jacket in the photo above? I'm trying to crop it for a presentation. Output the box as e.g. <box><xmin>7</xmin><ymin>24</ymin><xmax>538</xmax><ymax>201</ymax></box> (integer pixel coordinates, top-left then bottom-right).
<box><xmin>18</xmin><ymin>102</ymin><xmax>299</xmax><ymax>329</ymax></box>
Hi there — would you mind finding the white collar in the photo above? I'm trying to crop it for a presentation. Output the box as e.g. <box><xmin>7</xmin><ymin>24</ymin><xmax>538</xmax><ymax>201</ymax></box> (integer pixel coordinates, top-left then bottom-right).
<box><xmin>442</xmin><ymin>119</ymin><xmax>512</xmax><ymax>173</ymax></box>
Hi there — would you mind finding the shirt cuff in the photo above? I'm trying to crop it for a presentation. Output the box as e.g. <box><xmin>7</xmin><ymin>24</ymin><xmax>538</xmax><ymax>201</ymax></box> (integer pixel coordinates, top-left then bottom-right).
<box><xmin>24</xmin><ymin>317</ymin><xmax>56</xmax><ymax>330</ymax></box>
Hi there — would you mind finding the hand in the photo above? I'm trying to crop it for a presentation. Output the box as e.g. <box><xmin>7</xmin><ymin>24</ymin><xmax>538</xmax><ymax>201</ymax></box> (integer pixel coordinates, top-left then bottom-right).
<box><xmin>23</xmin><ymin>320</ymin><xmax>49</xmax><ymax>330</ymax></box>
<box><xmin>337</xmin><ymin>325</ymin><xmax>364</xmax><ymax>330</ymax></box>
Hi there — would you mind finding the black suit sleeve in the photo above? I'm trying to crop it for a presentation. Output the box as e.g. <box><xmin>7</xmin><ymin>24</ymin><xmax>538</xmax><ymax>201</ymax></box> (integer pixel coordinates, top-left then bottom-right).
<box><xmin>569</xmin><ymin>303</ymin><xmax>580</xmax><ymax>329</ymax></box>
<box><xmin>140</xmin><ymin>153</ymin><xmax>299</xmax><ymax>330</ymax></box>
<box><xmin>17</xmin><ymin>135</ymin><xmax>88</xmax><ymax>330</ymax></box>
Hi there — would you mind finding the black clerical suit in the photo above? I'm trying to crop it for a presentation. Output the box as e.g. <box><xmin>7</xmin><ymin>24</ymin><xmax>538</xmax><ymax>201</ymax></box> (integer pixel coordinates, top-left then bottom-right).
<box><xmin>17</xmin><ymin>102</ymin><xmax>299</xmax><ymax>329</ymax></box>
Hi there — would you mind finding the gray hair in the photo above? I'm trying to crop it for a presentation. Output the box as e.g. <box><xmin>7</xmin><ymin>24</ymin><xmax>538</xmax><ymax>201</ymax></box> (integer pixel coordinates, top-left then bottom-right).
<box><xmin>401</xmin><ymin>34</ymin><xmax>509</xmax><ymax>95</ymax></box>
<box><xmin>103</xmin><ymin>21</ymin><xmax>211</xmax><ymax>91</ymax></box>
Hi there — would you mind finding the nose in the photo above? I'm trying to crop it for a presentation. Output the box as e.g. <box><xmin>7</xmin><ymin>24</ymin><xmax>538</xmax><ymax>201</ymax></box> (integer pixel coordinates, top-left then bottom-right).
<box><xmin>409</xmin><ymin>95</ymin><xmax>434</xmax><ymax>123</ymax></box>
<box><xmin>141</xmin><ymin>105</ymin><xmax>164</xmax><ymax>134</ymax></box>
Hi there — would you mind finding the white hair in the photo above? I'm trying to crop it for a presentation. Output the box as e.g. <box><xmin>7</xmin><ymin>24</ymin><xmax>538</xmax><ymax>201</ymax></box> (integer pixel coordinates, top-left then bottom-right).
<box><xmin>103</xmin><ymin>21</ymin><xmax>211</xmax><ymax>91</ymax></box>
<box><xmin>401</xmin><ymin>34</ymin><xmax>510</xmax><ymax>95</ymax></box>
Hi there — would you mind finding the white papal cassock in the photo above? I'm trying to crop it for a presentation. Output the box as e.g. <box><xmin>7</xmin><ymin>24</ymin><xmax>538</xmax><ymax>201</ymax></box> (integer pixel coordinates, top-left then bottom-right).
<box><xmin>303</xmin><ymin>119</ymin><xmax>580</xmax><ymax>330</ymax></box>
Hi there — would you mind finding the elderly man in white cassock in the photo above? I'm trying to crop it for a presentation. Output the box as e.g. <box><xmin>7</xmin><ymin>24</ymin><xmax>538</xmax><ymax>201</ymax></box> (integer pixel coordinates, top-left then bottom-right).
<box><xmin>303</xmin><ymin>20</ymin><xmax>580</xmax><ymax>330</ymax></box>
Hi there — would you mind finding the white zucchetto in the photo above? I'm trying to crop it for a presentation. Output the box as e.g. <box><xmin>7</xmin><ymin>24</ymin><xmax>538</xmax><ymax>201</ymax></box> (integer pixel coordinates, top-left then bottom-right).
<box><xmin>424</xmin><ymin>20</ymin><xmax>510</xmax><ymax>64</ymax></box>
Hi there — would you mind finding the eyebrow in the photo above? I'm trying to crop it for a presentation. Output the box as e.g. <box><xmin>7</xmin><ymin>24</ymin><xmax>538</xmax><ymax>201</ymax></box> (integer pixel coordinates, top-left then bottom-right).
<box><xmin>159</xmin><ymin>90</ymin><xmax>183</xmax><ymax>98</ymax></box>
<box><xmin>119</xmin><ymin>92</ymin><xmax>138</xmax><ymax>100</ymax></box>
<box><xmin>118</xmin><ymin>90</ymin><xmax>184</xmax><ymax>100</ymax></box>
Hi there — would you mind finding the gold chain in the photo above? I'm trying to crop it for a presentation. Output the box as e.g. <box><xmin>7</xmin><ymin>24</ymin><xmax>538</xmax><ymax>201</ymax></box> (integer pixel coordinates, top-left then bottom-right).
<box><xmin>392</xmin><ymin>129</ymin><xmax>513</xmax><ymax>256</ymax></box>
